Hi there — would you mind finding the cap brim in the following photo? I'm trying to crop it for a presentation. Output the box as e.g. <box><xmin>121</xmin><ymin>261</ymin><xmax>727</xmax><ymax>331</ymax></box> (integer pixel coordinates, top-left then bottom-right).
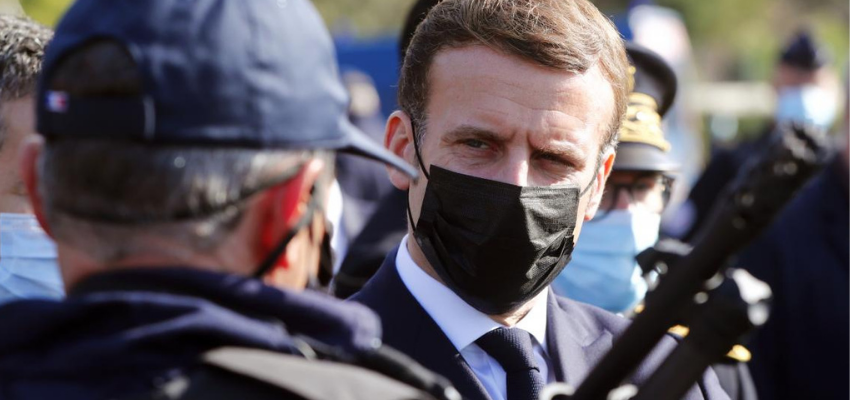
<box><xmin>613</xmin><ymin>143</ymin><xmax>679</xmax><ymax>172</ymax></box>
<box><xmin>339</xmin><ymin>120</ymin><xmax>419</xmax><ymax>179</ymax></box>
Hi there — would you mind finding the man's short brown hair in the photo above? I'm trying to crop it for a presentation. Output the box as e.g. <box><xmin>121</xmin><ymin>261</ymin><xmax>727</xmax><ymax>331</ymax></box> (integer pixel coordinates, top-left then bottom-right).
<box><xmin>398</xmin><ymin>0</ymin><xmax>629</xmax><ymax>152</ymax></box>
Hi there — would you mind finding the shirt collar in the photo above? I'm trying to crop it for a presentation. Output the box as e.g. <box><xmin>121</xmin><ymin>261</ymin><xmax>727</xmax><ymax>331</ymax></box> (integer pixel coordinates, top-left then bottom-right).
<box><xmin>395</xmin><ymin>235</ymin><xmax>549</xmax><ymax>353</ymax></box>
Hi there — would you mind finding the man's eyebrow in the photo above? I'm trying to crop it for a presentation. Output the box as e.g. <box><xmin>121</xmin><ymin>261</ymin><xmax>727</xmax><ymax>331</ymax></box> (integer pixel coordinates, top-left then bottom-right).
<box><xmin>532</xmin><ymin>142</ymin><xmax>584</xmax><ymax>162</ymax></box>
<box><xmin>442</xmin><ymin>125</ymin><xmax>509</xmax><ymax>144</ymax></box>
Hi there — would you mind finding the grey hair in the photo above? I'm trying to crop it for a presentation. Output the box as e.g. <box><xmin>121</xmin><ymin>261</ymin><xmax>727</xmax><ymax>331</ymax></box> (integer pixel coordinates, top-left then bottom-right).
<box><xmin>0</xmin><ymin>14</ymin><xmax>51</xmax><ymax>149</ymax></box>
<box><xmin>39</xmin><ymin>140</ymin><xmax>333</xmax><ymax>263</ymax></box>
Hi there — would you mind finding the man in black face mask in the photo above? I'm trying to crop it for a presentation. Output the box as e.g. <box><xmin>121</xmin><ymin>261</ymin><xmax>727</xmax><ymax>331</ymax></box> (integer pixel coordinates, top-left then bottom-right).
<box><xmin>0</xmin><ymin>1</ymin><xmax>450</xmax><ymax>399</ymax></box>
<box><xmin>351</xmin><ymin>1</ymin><xmax>730</xmax><ymax>400</ymax></box>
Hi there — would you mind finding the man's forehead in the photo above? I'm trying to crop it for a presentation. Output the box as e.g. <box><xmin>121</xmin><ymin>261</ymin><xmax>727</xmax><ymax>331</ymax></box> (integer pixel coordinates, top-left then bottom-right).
<box><xmin>427</xmin><ymin>45</ymin><xmax>613</xmax><ymax>152</ymax></box>
<box><xmin>430</xmin><ymin>45</ymin><xmax>607</xmax><ymax>101</ymax></box>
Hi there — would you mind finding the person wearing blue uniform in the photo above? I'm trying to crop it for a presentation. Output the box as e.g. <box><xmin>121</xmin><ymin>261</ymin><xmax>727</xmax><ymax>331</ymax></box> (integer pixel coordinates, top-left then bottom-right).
<box><xmin>350</xmin><ymin>1</ymin><xmax>730</xmax><ymax>399</ymax></box>
<box><xmin>0</xmin><ymin>1</ymin><xmax>447</xmax><ymax>399</ymax></box>
<box><xmin>734</xmin><ymin>108</ymin><xmax>849</xmax><ymax>400</ymax></box>
<box><xmin>673</xmin><ymin>30</ymin><xmax>839</xmax><ymax>242</ymax></box>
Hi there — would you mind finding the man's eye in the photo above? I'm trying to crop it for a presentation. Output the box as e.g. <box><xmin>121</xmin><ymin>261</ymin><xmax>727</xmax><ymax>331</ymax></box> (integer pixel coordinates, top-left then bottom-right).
<box><xmin>463</xmin><ymin>139</ymin><xmax>488</xmax><ymax>149</ymax></box>
<box><xmin>539</xmin><ymin>154</ymin><xmax>562</xmax><ymax>163</ymax></box>
<box><xmin>632</xmin><ymin>182</ymin><xmax>653</xmax><ymax>193</ymax></box>
<box><xmin>634</xmin><ymin>177</ymin><xmax>661</xmax><ymax>192</ymax></box>
<box><xmin>537</xmin><ymin>153</ymin><xmax>570</xmax><ymax>168</ymax></box>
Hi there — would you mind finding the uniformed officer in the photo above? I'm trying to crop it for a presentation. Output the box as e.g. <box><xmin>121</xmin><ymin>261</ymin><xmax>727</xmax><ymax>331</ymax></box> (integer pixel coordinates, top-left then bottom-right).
<box><xmin>675</xmin><ymin>30</ymin><xmax>839</xmax><ymax>242</ymax></box>
<box><xmin>0</xmin><ymin>1</ymin><xmax>452</xmax><ymax>399</ymax></box>
<box><xmin>551</xmin><ymin>42</ymin><xmax>757</xmax><ymax>400</ymax></box>
<box><xmin>730</xmin><ymin>65</ymin><xmax>849</xmax><ymax>400</ymax></box>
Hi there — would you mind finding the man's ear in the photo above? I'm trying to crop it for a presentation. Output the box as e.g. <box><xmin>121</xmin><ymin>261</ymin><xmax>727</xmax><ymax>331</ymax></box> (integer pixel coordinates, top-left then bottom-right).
<box><xmin>385</xmin><ymin>110</ymin><xmax>416</xmax><ymax>191</ymax></box>
<box><xmin>18</xmin><ymin>135</ymin><xmax>51</xmax><ymax>236</ymax></box>
<box><xmin>257</xmin><ymin>158</ymin><xmax>325</xmax><ymax>271</ymax></box>
<box><xmin>583</xmin><ymin>147</ymin><xmax>616</xmax><ymax>221</ymax></box>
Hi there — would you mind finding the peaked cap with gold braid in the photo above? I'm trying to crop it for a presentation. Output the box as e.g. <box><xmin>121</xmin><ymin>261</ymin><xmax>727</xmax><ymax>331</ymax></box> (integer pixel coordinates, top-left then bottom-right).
<box><xmin>614</xmin><ymin>42</ymin><xmax>679</xmax><ymax>172</ymax></box>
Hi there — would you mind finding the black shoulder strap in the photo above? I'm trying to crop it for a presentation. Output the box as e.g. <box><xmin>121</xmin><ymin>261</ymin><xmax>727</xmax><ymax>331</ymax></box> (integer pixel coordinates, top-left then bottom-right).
<box><xmin>126</xmin><ymin>347</ymin><xmax>442</xmax><ymax>400</ymax></box>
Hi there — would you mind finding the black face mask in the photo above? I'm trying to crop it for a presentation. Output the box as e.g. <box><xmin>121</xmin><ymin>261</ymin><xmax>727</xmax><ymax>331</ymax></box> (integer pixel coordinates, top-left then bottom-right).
<box><xmin>408</xmin><ymin>136</ymin><xmax>594</xmax><ymax>315</ymax></box>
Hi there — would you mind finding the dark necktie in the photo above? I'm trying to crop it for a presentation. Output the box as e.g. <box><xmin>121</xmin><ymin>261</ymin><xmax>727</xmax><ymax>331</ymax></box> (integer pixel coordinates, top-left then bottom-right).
<box><xmin>475</xmin><ymin>327</ymin><xmax>545</xmax><ymax>400</ymax></box>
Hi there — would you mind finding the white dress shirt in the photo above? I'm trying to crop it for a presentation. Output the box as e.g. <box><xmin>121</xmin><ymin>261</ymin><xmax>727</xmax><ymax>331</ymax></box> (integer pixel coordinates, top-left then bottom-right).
<box><xmin>327</xmin><ymin>179</ymin><xmax>348</xmax><ymax>275</ymax></box>
<box><xmin>395</xmin><ymin>235</ymin><xmax>554</xmax><ymax>400</ymax></box>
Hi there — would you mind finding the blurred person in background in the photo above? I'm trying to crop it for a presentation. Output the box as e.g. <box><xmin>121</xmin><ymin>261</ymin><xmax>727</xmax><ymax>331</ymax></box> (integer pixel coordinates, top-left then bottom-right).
<box><xmin>343</xmin><ymin>69</ymin><xmax>386</xmax><ymax>137</ymax></box>
<box><xmin>0</xmin><ymin>0</ymin><xmax>449</xmax><ymax>399</ymax></box>
<box><xmin>333</xmin><ymin>0</ymin><xmax>437</xmax><ymax>299</ymax></box>
<box><xmin>552</xmin><ymin>42</ymin><xmax>758</xmax><ymax>400</ymax></box>
<box><xmin>730</xmin><ymin>69</ymin><xmax>849</xmax><ymax>400</ymax></box>
<box><xmin>0</xmin><ymin>14</ymin><xmax>60</xmax><ymax>304</ymax></box>
<box><xmin>674</xmin><ymin>30</ymin><xmax>840</xmax><ymax>242</ymax></box>
<box><xmin>330</xmin><ymin>69</ymin><xmax>399</xmax><ymax>278</ymax></box>
<box><xmin>614</xmin><ymin>0</ymin><xmax>706</xmax><ymax>222</ymax></box>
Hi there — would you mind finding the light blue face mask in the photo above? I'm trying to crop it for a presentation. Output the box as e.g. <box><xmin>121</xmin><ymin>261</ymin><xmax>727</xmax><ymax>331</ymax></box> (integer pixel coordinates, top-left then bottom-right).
<box><xmin>775</xmin><ymin>85</ymin><xmax>838</xmax><ymax>130</ymax></box>
<box><xmin>0</xmin><ymin>213</ymin><xmax>64</xmax><ymax>304</ymax></box>
<box><xmin>551</xmin><ymin>208</ymin><xmax>660</xmax><ymax>313</ymax></box>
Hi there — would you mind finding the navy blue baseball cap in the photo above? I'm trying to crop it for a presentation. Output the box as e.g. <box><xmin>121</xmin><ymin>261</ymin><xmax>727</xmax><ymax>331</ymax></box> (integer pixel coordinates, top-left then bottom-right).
<box><xmin>36</xmin><ymin>0</ymin><xmax>417</xmax><ymax>179</ymax></box>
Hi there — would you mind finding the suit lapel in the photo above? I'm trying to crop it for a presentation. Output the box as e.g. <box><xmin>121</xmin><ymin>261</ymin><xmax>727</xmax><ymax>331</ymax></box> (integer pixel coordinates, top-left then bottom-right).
<box><xmin>546</xmin><ymin>290</ymin><xmax>614</xmax><ymax>387</ymax></box>
<box><xmin>351</xmin><ymin>246</ymin><xmax>491</xmax><ymax>400</ymax></box>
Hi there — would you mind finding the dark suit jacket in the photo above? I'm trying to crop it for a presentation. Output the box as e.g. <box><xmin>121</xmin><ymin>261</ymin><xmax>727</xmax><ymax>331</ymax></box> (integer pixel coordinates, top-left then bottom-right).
<box><xmin>351</xmin><ymin>246</ymin><xmax>729</xmax><ymax>400</ymax></box>
<box><xmin>334</xmin><ymin>189</ymin><xmax>408</xmax><ymax>299</ymax></box>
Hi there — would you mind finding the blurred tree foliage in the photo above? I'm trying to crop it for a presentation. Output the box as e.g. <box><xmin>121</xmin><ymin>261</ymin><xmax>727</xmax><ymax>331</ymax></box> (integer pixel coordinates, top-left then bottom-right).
<box><xmin>644</xmin><ymin>0</ymin><xmax>847</xmax><ymax>80</ymax></box>
<box><xmin>19</xmin><ymin>0</ymin><xmax>72</xmax><ymax>27</ymax></box>
<box><xmin>315</xmin><ymin>0</ymin><xmax>849</xmax><ymax>81</ymax></box>
<box><xmin>16</xmin><ymin>0</ymin><xmax>848</xmax><ymax>81</ymax></box>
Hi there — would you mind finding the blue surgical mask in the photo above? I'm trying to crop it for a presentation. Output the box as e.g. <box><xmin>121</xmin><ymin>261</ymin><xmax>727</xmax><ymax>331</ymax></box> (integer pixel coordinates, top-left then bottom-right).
<box><xmin>775</xmin><ymin>85</ymin><xmax>837</xmax><ymax>130</ymax></box>
<box><xmin>0</xmin><ymin>213</ymin><xmax>64</xmax><ymax>304</ymax></box>
<box><xmin>551</xmin><ymin>208</ymin><xmax>660</xmax><ymax>313</ymax></box>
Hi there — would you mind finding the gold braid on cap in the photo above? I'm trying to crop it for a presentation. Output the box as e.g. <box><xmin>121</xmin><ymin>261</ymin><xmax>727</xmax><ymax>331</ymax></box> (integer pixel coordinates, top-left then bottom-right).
<box><xmin>619</xmin><ymin>67</ymin><xmax>672</xmax><ymax>152</ymax></box>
